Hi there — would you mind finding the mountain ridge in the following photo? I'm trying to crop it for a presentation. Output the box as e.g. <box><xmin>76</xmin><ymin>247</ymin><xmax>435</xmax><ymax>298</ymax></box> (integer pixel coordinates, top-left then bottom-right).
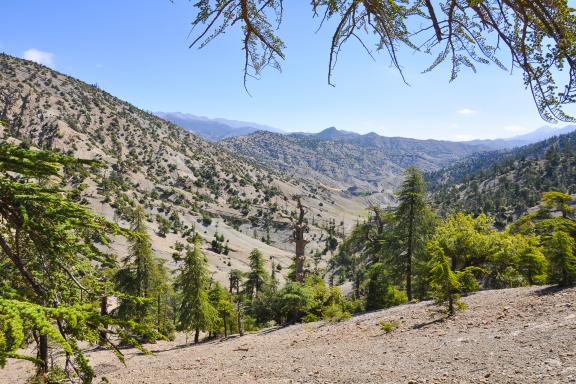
<box><xmin>222</xmin><ymin>130</ymin><xmax>487</xmax><ymax>200</ymax></box>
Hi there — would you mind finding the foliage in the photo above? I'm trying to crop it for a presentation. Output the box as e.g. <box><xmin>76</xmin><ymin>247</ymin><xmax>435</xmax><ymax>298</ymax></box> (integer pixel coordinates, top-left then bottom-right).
<box><xmin>188</xmin><ymin>1</ymin><xmax>576</xmax><ymax>122</ymax></box>
<box><xmin>244</xmin><ymin>248</ymin><xmax>269</xmax><ymax>298</ymax></box>
<box><xmin>545</xmin><ymin>231</ymin><xmax>576</xmax><ymax>286</ymax></box>
<box><xmin>0</xmin><ymin>144</ymin><xmax>157</xmax><ymax>381</ymax></box>
<box><xmin>208</xmin><ymin>282</ymin><xmax>235</xmax><ymax>337</ymax></box>
<box><xmin>364</xmin><ymin>263</ymin><xmax>407</xmax><ymax>311</ymax></box>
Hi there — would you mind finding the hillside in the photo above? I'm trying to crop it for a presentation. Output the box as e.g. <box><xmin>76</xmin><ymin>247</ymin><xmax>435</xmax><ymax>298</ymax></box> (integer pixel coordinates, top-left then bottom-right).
<box><xmin>428</xmin><ymin>130</ymin><xmax>576</xmax><ymax>224</ymax></box>
<box><xmin>4</xmin><ymin>285</ymin><xmax>574</xmax><ymax>383</ymax></box>
<box><xmin>222</xmin><ymin>129</ymin><xmax>485</xmax><ymax>201</ymax></box>
<box><xmin>0</xmin><ymin>53</ymin><xmax>367</xmax><ymax>283</ymax></box>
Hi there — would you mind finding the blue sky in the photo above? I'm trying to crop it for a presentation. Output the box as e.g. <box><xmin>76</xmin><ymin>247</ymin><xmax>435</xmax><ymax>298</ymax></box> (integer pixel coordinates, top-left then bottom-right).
<box><xmin>2</xmin><ymin>1</ymin><xmax>574</xmax><ymax>140</ymax></box>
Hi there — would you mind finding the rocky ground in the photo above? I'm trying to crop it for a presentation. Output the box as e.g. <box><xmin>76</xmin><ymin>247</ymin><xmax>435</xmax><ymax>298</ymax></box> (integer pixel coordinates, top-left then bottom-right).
<box><xmin>4</xmin><ymin>286</ymin><xmax>575</xmax><ymax>383</ymax></box>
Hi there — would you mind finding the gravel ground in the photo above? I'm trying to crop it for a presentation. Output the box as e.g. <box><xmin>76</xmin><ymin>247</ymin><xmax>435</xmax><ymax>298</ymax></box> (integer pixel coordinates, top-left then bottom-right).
<box><xmin>3</xmin><ymin>286</ymin><xmax>575</xmax><ymax>383</ymax></box>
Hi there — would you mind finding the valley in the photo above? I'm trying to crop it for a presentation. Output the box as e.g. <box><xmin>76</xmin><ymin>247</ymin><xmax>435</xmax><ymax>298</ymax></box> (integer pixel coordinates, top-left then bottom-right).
<box><xmin>2</xmin><ymin>29</ymin><xmax>576</xmax><ymax>383</ymax></box>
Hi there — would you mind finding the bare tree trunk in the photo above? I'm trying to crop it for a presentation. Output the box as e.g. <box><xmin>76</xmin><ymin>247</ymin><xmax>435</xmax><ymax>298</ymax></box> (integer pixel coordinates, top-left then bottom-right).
<box><xmin>99</xmin><ymin>295</ymin><xmax>109</xmax><ymax>345</ymax></box>
<box><xmin>406</xmin><ymin>204</ymin><xmax>414</xmax><ymax>301</ymax></box>
<box><xmin>291</xmin><ymin>196</ymin><xmax>309</xmax><ymax>283</ymax></box>
<box><xmin>194</xmin><ymin>328</ymin><xmax>200</xmax><ymax>344</ymax></box>
<box><xmin>37</xmin><ymin>334</ymin><xmax>49</xmax><ymax>379</ymax></box>
<box><xmin>236</xmin><ymin>301</ymin><xmax>244</xmax><ymax>336</ymax></box>
<box><xmin>295</xmin><ymin>239</ymin><xmax>306</xmax><ymax>283</ymax></box>
<box><xmin>157</xmin><ymin>294</ymin><xmax>161</xmax><ymax>332</ymax></box>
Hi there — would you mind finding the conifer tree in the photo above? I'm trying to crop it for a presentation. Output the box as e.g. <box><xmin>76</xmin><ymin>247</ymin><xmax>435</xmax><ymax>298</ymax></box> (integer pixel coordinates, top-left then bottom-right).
<box><xmin>0</xmin><ymin>144</ymin><xmax>156</xmax><ymax>381</ymax></box>
<box><xmin>364</xmin><ymin>263</ymin><xmax>407</xmax><ymax>311</ymax></box>
<box><xmin>546</xmin><ymin>231</ymin><xmax>576</xmax><ymax>286</ymax></box>
<box><xmin>245</xmin><ymin>248</ymin><xmax>269</xmax><ymax>298</ymax></box>
<box><xmin>176</xmin><ymin>235</ymin><xmax>218</xmax><ymax>343</ymax></box>
<box><xmin>516</xmin><ymin>238</ymin><xmax>548</xmax><ymax>285</ymax></box>
<box><xmin>395</xmin><ymin>167</ymin><xmax>434</xmax><ymax>300</ymax></box>
<box><xmin>208</xmin><ymin>283</ymin><xmax>234</xmax><ymax>338</ymax></box>
<box><xmin>115</xmin><ymin>205</ymin><xmax>159</xmax><ymax>326</ymax></box>
<box><xmin>428</xmin><ymin>241</ymin><xmax>482</xmax><ymax>316</ymax></box>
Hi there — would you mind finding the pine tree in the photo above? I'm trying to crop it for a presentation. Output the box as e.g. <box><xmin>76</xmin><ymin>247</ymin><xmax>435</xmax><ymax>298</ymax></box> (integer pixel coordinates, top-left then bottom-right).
<box><xmin>364</xmin><ymin>263</ymin><xmax>407</xmax><ymax>311</ymax></box>
<box><xmin>395</xmin><ymin>166</ymin><xmax>434</xmax><ymax>301</ymax></box>
<box><xmin>546</xmin><ymin>231</ymin><xmax>576</xmax><ymax>286</ymax></box>
<box><xmin>245</xmin><ymin>248</ymin><xmax>269</xmax><ymax>298</ymax></box>
<box><xmin>208</xmin><ymin>283</ymin><xmax>234</xmax><ymax>338</ymax></box>
<box><xmin>176</xmin><ymin>235</ymin><xmax>218</xmax><ymax>343</ymax></box>
<box><xmin>428</xmin><ymin>241</ymin><xmax>481</xmax><ymax>316</ymax></box>
<box><xmin>0</xmin><ymin>144</ymin><xmax>156</xmax><ymax>381</ymax></box>
<box><xmin>115</xmin><ymin>205</ymin><xmax>159</xmax><ymax>325</ymax></box>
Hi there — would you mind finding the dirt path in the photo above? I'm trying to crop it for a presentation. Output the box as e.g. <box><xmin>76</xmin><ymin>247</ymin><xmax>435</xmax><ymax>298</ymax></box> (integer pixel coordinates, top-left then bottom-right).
<box><xmin>3</xmin><ymin>286</ymin><xmax>575</xmax><ymax>383</ymax></box>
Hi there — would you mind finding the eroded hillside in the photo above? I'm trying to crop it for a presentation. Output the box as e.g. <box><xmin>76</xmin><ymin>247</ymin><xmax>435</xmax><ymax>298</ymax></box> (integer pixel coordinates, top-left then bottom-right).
<box><xmin>0</xmin><ymin>53</ymin><xmax>367</xmax><ymax>282</ymax></box>
<box><xmin>222</xmin><ymin>129</ymin><xmax>485</xmax><ymax>200</ymax></box>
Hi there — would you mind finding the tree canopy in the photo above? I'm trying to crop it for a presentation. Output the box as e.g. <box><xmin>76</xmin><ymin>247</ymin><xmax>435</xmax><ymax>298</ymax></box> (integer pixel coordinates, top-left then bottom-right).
<box><xmin>188</xmin><ymin>0</ymin><xmax>576</xmax><ymax>122</ymax></box>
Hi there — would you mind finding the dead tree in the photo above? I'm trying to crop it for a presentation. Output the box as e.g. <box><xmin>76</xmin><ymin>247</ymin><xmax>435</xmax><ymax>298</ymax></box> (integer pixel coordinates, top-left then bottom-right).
<box><xmin>284</xmin><ymin>195</ymin><xmax>309</xmax><ymax>283</ymax></box>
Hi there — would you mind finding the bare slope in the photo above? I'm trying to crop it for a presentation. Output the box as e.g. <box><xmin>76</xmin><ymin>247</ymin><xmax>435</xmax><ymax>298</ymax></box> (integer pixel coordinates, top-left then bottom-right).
<box><xmin>5</xmin><ymin>286</ymin><xmax>574</xmax><ymax>383</ymax></box>
<box><xmin>0</xmin><ymin>53</ymin><xmax>366</xmax><ymax>282</ymax></box>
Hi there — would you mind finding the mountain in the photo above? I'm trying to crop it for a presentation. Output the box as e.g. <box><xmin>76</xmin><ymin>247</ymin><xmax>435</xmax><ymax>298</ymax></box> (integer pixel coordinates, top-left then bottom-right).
<box><xmin>463</xmin><ymin>125</ymin><xmax>576</xmax><ymax>149</ymax></box>
<box><xmin>428</xmin><ymin>130</ymin><xmax>576</xmax><ymax>224</ymax></box>
<box><xmin>155</xmin><ymin>111</ymin><xmax>282</xmax><ymax>141</ymax></box>
<box><xmin>0</xmin><ymin>53</ymin><xmax>365</xmax><ymax>283</ymax></box>
<box><xmin>222</xmin><ymin>128</ymin><xmax>487</xmax><ymax>200</ymax></box>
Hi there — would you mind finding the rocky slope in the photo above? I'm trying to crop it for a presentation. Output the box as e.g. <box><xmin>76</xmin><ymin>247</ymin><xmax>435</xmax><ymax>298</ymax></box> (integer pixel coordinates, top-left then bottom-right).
<box><xmin>0</xmin><ymin>53</ymin><xmax>366</xmax><ymax>283</ymax></box>
<box><xmin>5</xmin><ymin>285</ymin><xmax>575</xmax><ymax>383</ymax></box>
<box><xmin>222</xmin><ymin>128</ymin><xmax>486</xmax><ymax>201</ymax></box>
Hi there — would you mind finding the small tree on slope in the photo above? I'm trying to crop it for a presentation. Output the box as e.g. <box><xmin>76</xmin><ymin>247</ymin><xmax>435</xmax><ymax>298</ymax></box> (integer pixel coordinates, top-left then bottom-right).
<box><xmin>428</xmin><ymin>241</ymin><xmax>482</xmax><ymax>316</ymax></box>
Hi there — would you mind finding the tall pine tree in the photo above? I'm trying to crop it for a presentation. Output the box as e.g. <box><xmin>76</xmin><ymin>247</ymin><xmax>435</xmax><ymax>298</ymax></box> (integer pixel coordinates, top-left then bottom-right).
<box><xmin>115</xmin><ymin>205</ymin><xmax>160</xmax><ymax>327</ymax></box>
<box><xmin>395</xmin><ymin>167</ymin><xmax>434</xmax><ymax>301</ymax></box>
<box><xmin>176</xmin><ymin>235</ymin><xmax>218</xmax><ymax>343</ymax></box>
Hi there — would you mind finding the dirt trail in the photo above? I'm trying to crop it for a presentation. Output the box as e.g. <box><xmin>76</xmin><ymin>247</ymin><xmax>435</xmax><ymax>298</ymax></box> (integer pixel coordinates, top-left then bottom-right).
<box><xmin>3</xmin><ymin>286</ymin><xmax>575</xmax><ymax>383</ymax></box>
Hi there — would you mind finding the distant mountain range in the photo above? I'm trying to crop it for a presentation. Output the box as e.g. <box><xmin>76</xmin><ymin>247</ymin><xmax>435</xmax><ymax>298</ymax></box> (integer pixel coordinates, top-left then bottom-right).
<box><xmin>155</xmin><ymin>112</ymin><xmax>283</xmax><ymax>141</ymax></box>
<box><xmin>158</xmin><ymin>110</ymin><xmax>576</xmax><ymax>152</ymax></box>
<box><xmin>462</xmin><ymin>125</ymin><xmax>576</xmax><ymax>149</ymax></box>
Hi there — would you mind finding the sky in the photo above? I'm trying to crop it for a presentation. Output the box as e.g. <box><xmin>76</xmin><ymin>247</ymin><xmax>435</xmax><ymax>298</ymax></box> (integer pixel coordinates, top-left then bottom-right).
<box><xmin>1</xmin><ymin>1</ymin><xmax>574</xmax><ymax>140</ymax></box>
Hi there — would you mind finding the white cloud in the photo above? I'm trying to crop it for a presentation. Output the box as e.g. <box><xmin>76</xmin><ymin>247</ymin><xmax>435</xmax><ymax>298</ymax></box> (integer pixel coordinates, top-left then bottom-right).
<box><xmin>450</xmin><ymin>123</ymin><xmax>460</xmax><ymax>128</ymax></box>
<box><xmin>23</xmin><ymin>48</ymin><xmax>55</xmax><ymax>67</ymax></box>
<box><xmin>503</xmin><ymin>125</ymin><xmax>530</xmax><ymax>134</ymax></box>
<box><xmin>457</xmin><ymin>108</ymin><xmax>479</xmax><ymax>115</ymax></box>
